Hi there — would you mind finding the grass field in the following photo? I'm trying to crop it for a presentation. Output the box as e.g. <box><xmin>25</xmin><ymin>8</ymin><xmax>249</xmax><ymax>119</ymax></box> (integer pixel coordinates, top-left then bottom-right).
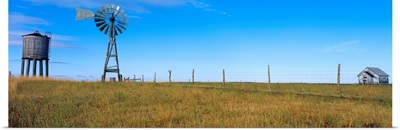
<box><xmin>8</xmin><ymin>77</ymin><xmax>392</xmax><ymax>128</ymax></box>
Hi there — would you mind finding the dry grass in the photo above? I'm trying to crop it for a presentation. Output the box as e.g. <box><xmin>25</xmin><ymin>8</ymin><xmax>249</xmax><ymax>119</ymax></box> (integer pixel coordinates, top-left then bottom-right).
<box><xmin>9</xmin><ymin>77</ymin><xmax>392</xmax><ymax>128</ymax></box>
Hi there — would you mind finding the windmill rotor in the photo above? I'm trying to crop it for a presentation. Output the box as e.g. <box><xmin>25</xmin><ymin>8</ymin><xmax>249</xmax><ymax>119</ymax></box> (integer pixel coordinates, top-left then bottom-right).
<box><xmin>76</xmin><ymin>4</ymin><xmax>128</xmax><ymax>36</ymax></box>
<box><xmin>93</xmin><ymin>4</ymin><xmax>128</xmax><ymax>36</ymax></box>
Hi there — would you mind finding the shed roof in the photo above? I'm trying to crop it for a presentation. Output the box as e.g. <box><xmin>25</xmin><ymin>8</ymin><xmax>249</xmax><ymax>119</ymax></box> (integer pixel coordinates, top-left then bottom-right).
<box><xmin>357</xmin><ymin>67</ymin><xmax>389</xmax><ymax>77</ymax></box>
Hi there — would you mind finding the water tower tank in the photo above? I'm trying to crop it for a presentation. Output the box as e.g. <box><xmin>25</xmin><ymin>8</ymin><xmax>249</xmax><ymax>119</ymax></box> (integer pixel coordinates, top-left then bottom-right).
<box><xmin>20</xmin><ymin>30</ymin><xmax>51</xmax><ymax>77</ymax></box>
<box><xmin>22</xmin><ymin>30</ymin><xmax>51</xmax><ymax>60</ymax></box>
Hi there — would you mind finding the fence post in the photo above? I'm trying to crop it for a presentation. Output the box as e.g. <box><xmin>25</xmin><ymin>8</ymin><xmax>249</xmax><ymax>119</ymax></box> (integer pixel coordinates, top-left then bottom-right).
<box><xmin>154</xmin><ymin>72</ymin><xmax>156</xmax><ymax>83</ymax></box>
<box><xmin>223</xmin><ymin>69</ymin><xmax>225</xmax><ymax>85</ymax></box>
<box><xmin>337</xmin><ymin>64</ymin><xmax>341</xmax><ymax>92</ymax></box>
<box><xmin>168</xmin><ymin>70</ymin><xmax>172</xmax><ymax>83</ymax></box>
<box><xmin>134</xmin><ymin>74</ymin><xmax>136</xmax><ymax>82</ymax></box>
<box><xmin>268</xmin><ymin>65</ymin><xmax>271</xmax><ymax>92</ymax></box>
<box><xmin>142</xmin><ymin>74</ymin><xmax>144</xmax><ymax>82</ymax></box>
<box><xmin>192</xmin><ymin>69</ymin><xmax>195</xmax><ymax>84</ymax></box>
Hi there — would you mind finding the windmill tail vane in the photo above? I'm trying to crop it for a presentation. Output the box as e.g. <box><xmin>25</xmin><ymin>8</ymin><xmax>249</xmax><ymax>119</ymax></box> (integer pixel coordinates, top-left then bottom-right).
<box><xmin>75</xmin><ymin>8</ymin><xmax>95</xmax><ymax>20</ymax></box>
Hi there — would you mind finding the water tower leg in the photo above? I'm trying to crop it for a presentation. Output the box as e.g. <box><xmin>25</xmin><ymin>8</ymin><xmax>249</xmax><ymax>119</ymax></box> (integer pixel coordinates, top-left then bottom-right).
<box><xmin>39</xmin><ymin>60</ymin><xmax>43</xmax><ymax>76</ymax></box>
<box><xmin>33</xmin><ymin>59</ymin><xmax>37</xmax><ymax>76</ymax></box>
<box><xmin>45</xmin><ymin>60</ymin><xmax>49</xmax><ymax>77</ymax></box>
<box><xmin>20</xmin><ymin>59</ymin><xmax>25</xmax><ymax>76</ymax></box>
<box><xmin>26</xmin><ymin>59</ymin><xmax>30</xmax><ymax>76</ymax></box>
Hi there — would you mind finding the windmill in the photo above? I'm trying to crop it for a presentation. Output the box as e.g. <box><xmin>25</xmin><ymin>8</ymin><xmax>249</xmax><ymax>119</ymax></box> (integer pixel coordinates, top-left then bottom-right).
<box><xmin>75</xmin><ymin>4</ymin><xmax>128</xmax><ymax>82</ymax></box>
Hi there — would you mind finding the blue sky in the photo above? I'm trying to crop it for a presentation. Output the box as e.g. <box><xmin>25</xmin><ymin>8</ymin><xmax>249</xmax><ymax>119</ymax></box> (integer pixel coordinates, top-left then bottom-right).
<box><xmin>7</xmin><ymin>0</ymin><xmax>392</xmax><ymax>83</ymax></box>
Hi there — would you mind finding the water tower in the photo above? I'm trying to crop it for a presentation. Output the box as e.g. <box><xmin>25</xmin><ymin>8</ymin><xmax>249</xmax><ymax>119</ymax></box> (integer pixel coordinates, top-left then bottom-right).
<box><xmin>20</xmin><ymin>30</ymin><xmax>51</xmax><ymax>77</ymax></box>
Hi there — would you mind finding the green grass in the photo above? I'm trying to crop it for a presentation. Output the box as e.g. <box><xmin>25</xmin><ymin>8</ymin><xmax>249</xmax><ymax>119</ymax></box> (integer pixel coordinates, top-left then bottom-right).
<box><xmin>9</xmin><ymin>77</ymin><xmax>392</xmax><ymax>127</ymax></box>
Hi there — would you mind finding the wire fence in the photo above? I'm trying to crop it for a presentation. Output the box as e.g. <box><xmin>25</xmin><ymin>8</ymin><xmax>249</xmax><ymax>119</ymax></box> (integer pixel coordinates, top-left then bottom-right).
<box><xmin>38</xmin><ymin>68</ymin><xmax>391</xmax><ymax>84</ymax></box>
<box><xmin>153</xmin><ymin>71</ymin><xmax>358</xmax><ymax>84</ymax></box>
<box><xmin>122</xmin><ymin>69</ymin><xmax>391</xmax><ymax>84</ymax></box>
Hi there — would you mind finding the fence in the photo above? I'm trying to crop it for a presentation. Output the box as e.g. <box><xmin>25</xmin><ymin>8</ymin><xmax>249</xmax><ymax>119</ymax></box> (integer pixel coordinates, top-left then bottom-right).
<box><xmin>121</xmin><ymin>65</ymin><xmax>391</xmax><ymax>84</ymax></box>
<box><xmin>64</xmin><ymin>65</ymin><xmax>391</xmax><ymax>84</ymax></box>
<box><xmin>155</xmin><ymin>71</ymin><xmax>358</xmax><ymax>84</ymax></box>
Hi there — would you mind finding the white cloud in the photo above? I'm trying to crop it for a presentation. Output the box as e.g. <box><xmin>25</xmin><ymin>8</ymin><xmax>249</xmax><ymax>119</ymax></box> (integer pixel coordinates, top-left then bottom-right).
<box><xmin>9</xmin><ymin>30</ymin><xmax>78</xmax><ymax>48</ymax></box>
<box><xmin>8</xmin><ymin>38</ymin><xmax>77</xmax><ymax>49</ymax></box>
<box><xmin>50</xmin><ymin>61</ymin><xmax>69</xmax><ymax>64</ymax></box>
<box><xmin>9</xmin><ymin>40</ymin><xmax>21</xmax><ymax>46</ymax></box>
<box><xmin>22</xmin><ymin>0</ymin><xmax>229</xmax><ymax>16</ymax></box>
<box><xmin>24</xmin><ymin>0</ymin><xmax>150</xmax><ymax>13</ymax></box>
<box><xmin>136</xmin><ymin>0</ymin><xmax>187</xmax><ymax>7</ymax></box>
<box><xmin>23</xmin><ymin>0</ymin><xmax>102</xmax><ymax>9</ymax></box>
<box><xmin>323</xmin><ymin>40</ymin><xmax>359</xmax><ymax>52</ymax></box>
<box><xmin>220</xmin><ymin>12</ymin><xmax>231</xmax><ymax>17</ymax></box>
<box><xmin>129</xmin><ymin>15</ymin><xmax>143</xmax><ymax>19</ymax></box>
<box><xmin>24</xmin><ymin>0</ymin><xmax>207</xmax><ymax>9</ymax></box>
<box><xmin>186</xmin><ymin>0</ymin><xmax>231</xmax><ymax>16</ymax></box>
<box><xmin>9</xmin><ymin>13</ymin><xmax>51</xmax><ymax>26</ymax></box>
<box><xmin>51</xmin><ymin>34</ymin><xmax>77</xmax><ymax>41</ymax></box>
<box><xmin>188</xmin><ymin>0</ymin><xmax>210</xmax><ymax>9</ymax></box>
<box><xmin>51</xmin><ymin>42</ymin><xmax>78</xmax><ymax>48</ymax></box>
<box><xmin>9</xmin><ymin>12</ymin><xmax>78</xmax><ymax>48</ymax></box>
<box><xmin>9</xmin><ymin>30</ymin><xmax>30</xmax><ymax>46</ymax></box>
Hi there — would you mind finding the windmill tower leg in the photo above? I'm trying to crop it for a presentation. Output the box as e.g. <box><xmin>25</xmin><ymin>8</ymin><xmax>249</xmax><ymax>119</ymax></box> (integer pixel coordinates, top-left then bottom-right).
<box><xmin>101</xmin><ymin>41</ymin><xmax>111</xmax><ymax>82</ymax></box>
<box><xmin>114</xmin><ymin>37</ymin><xmax>121</xmax><ymax>82</ymax></box>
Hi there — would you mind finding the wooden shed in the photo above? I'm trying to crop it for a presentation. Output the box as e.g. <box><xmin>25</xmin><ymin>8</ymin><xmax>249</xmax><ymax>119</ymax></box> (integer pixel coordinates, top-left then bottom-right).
<box><xmin>357</xmin><ymin>67</ymin><xmax>389</xmax><ymax>84</ymax></box>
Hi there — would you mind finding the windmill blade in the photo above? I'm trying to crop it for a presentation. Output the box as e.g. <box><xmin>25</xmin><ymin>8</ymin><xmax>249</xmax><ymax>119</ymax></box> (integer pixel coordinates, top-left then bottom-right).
<box><xmin>106</xmin><ymin>4</ymin><xmax>111</xmax><ymax>13</ymax></box>
<box><xmin>113</xmin><ymin>27</ymin><xmax>118</xmax><ymax>36</ymax></box>
<box><xmin>120</xmin><ymin>14</ymin><xmax>128</xmax><ymax>20</ymax></box>
<box><xmin>75</xmin><ymin>8</ymin><xmax>94</xmax><ymax>20</ymax></box>
<box><xmin>114</xmin><ymin>8</ymin><xmax>120</xmax><ymax>17</ymax></box>
<box><xmin>95</xmin><ymin>21</ymin><xmax>106</xmax><ymax>27</ymax></box>
<box><xmin>103</xmin><ymin>24</ymin><xmax>110</xmax><ymax>35</ymax></box>
<box><xmin>96</xmin><ymin>13</ymin><xmax>106</xmax><ymax>19</ymax></box>
<box><xmin>116</xmin><ymin>24</ymin><xmax>127</xmax><ymax>31</ymax></box>
<box><xmin>98</xmin><ymin>23</ymin><xmax>108</xmax><ymax>32</ymax></box>
<box><xmin>116</xmin><ymin>14</ymin><xmax>128</xmax><ymax>22</ymax></box>
<box><xmin>115</xmin><ymin>25</ymin><xmax>123</xmax><ymax>34</ymax></box>
<box><xmin>94</xmin><ymin>13</ymin><xmax>106</xmax><ymax>19</ymax></box>
<box><xmin>110</xmin><ymin>5</ymin><xmax>115</xmax><ymax>17</ymax></box>
<box><xmin>117</xmin><ymin>23</ymin><xmax>128</xmax><ymax>29</ymax></box>
<box><xmin>116</xmin><ymin>19</ymin><xmax>128</xmax><ymax>26</ymax></box>
<box><xmin>114</xmin><ymin>6</ymin><xmax>120</xmax><ymax>16</ymax></box>
<box><xmin>115</xmin><ymin>9</ymin><xmax>124</xmax><ymax>17</ymax></box>
<box><xmin>100</xmin><ymin>6</ymin><xmax>107</xmax><ymax>15</ymax></box>
<box><xmin>96</xmin><ymin>9</ymin><xmax>105</xmax><ymax>16</ymax></box>
<box><xmin>94</xmin><ymin>18</ymin><xmax>105</xmax><ymax>23</ymax></box>
<box><xmin>111</xmin><ymin>5</ymin><xmax>115</xmax><ymax>13</ymax></box>
<box><xmin>109</xmin><ymin>26</ymin><xmax>114</xmax><ymax>36</ymax></box>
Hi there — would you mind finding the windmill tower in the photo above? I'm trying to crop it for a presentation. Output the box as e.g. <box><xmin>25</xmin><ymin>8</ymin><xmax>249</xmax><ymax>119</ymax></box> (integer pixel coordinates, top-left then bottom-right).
<box><xmin>75</xmin><ymin>4</ymin><xmax>129</xmax><ymax>82</ymax></box>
